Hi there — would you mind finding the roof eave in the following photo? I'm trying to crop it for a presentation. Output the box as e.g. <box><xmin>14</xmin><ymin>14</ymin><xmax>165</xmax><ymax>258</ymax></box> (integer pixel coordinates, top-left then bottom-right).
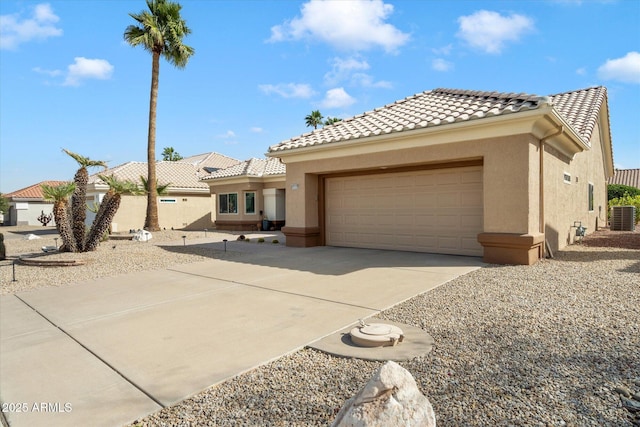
<box><xmin>268</xmin><ymin>108</ymin><xmax>551</xmax><ymax>163</ymax></box>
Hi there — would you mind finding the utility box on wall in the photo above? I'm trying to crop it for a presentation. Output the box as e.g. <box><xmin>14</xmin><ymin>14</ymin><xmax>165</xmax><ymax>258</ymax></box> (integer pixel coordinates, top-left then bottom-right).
<box><xmin>610</xmin><ymin>206</ymin><xmax>636</xmax><ymax>231</ymax></box>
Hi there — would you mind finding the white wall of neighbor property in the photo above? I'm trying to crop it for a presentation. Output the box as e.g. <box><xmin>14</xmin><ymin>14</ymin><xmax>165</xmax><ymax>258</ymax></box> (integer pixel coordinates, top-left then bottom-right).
<box><xmin>6</xmin><ymin>201</ymin><xmax>56</xmax><ymax>226</ymax></box>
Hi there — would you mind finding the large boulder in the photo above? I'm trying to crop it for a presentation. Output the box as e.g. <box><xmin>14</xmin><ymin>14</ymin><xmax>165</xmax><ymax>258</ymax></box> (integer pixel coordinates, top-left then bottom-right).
<box><xmin>332</xmin><ymin>361</ymin><xmax>436</xmax><ymax>427</ymax></box>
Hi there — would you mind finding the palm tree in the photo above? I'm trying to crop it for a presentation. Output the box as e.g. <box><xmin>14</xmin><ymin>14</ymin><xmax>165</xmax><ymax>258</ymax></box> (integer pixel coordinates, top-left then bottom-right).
<box><xmin>140</xmin><ymin>176</ymin><xmax>171</xmax><ymax>196</ymax></box>
<box><xmin>161</xmin><ymin>146</ymin><xmax>183</xmax><ymax>161</ymax></box>
<box><xmin>41</xmin><ymin>182</ymin><xmax>77</xmax><ymax>252</ymax></box>
<box><xmin>305</xmin><ymin>110</ymin><xmax>324</xmax><ymax>129</ymax></box>
<box><xmin>63</xmin><ymin>149</ymin><xmax>107</xmax><ymax>251</ymax></box>
<box><xmin>124</xmin><ymin>0</ymin><xmax>194</xmax><ymax>231</ymax></box>
<box><xmin>84</xmin><ymin>175</ymin><xmax>140</xmax><ymax>251</ymax></box>
<box><xmin>324</xmin><ymin>117</ymin><xmax>342</xmax><ymax>126</ymax></box>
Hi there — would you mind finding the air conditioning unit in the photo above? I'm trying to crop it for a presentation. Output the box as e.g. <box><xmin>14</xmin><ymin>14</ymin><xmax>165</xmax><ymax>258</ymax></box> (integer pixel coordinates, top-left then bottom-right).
<box><xmin>610</xmin><ymin>206</ymin><xmax>636</xmax><ymax>231</ymax></box>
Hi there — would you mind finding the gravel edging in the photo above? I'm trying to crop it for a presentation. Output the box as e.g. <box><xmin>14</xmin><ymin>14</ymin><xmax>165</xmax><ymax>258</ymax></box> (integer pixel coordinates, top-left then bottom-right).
<box><xmin>1</xmin><ymin>227</ymin><xmax>638</xmax><ymax>425</ymax></box>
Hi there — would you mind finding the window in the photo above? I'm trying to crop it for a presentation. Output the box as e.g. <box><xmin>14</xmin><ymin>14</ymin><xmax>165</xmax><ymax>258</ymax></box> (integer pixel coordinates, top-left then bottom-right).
<box><xmin>588</xmin><ymin>183</ymin><xmax>594</xmax><ymax>211</ymax></box>
<box><xmin>563</xmin><ymin>172</ymin><xmax>571</xmax><ymax>184</ymax></box>
<box><xmin>245</xmin><ymin>192</ymin><xmax>256</xmax><ymax>214</ymax></box>
<box><xmin>218</xmin><ymin>193</ymin><xmax>238</xmax><ymax>214</ymax></box>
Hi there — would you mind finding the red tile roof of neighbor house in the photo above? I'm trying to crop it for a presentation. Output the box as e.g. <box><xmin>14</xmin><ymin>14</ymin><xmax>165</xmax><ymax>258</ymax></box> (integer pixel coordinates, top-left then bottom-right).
<box><xmin>88</xmin><ymin>152</ymin><xmax>241</xmax><ymax>190</ymax></box>
<box><xmin>4</xmin><ymin>181</ymin><xmax>69</xmax><ymax>200</ymax></box>
<box><xmin>268</xmin><ymin>86</ymin><xmax>608</xmax><ymax>153</ymax></box>
<box><xmin>201</xmin><ymin>158</ymin><xmax>286</xmax><ymax>180</ymax></box>
<box><xmin>609</xmin><ymin>169</ymin><xmax>640</xmax><ymax>189</ymax></box>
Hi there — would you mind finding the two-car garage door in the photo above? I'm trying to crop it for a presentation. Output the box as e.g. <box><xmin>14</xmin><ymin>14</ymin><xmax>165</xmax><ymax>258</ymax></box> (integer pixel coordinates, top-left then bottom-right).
<box><xmin>325</xmin><ymin>166</ymin><xmax>484</xmax><ymax>256</ymax></box>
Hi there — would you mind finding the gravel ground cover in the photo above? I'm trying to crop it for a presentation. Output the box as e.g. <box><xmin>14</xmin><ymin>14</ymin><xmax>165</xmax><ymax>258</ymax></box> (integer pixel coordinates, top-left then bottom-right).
<box><xmin>1</xmin><ymin>226</ymin><xmax>638</xmax><ymax>426</ymax></box>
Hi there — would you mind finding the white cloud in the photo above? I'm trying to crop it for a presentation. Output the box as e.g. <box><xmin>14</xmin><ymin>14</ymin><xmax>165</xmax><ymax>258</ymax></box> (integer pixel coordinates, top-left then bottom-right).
<box><xmin>32</xmin><ymin>66</ymin><xmax>62</xmax><ymax>77</ymax></box>
<box><xmin>324</xmin><ymin>57</ymin><xmax>370</xmax><ymax>85</ymax></box>
<box><xmin>319</xmin><ymin>88</ymin><xmax>356</xmax><ymax>109</ymax></box>
<box><xmin>63</xmin><ymin>57</ymin><xmax>113</xmax><ymax>86</ymax></box>
<box><xmin>432</xmin><ymin>58</ymin><xmax>454</xmax><ymax>72</ymax></box>
<box><xmin>576</xmin><ymin>67</ymin><xmax>587</xmax><ymax>76</ymax></box>
<box><xmin>597</xmin><ymin>52</ymin><xmax>640</xmax><ymax>84</ymax></box>
<box><xmin>431</xmin><ymin>44</ymin><xmax>453</xmax><ymax>56</ymax></box>
<box><xmin>268</xmin><ymin>0</ymin><xmax>410</xmax><ymax>53</ymax></box>
<box><xmin>457</xmin><ymin>10</ymin><xmax>534</xmax><ymax>54</ymax></box>
<box><xmin>0</xmin><ymin>3</ymin><xmax>62</xmax><ymax>50</ymax></box>
<box><xmin>218</xmin><ymin>130</ymin><xmax>236</xmax><ymax>138</ymax></box>
<box><xmin>250</xmin><ymin>127</ymin><xmax>264</xmax><ymax>133</ymax></box>
<box><xmin>323</xmin><ymin>56</ymin><xmax>391</xmax><ymax>88</ymax></box>
<box><xmin>259</xmin><ymin>83</ymin><xmax>316</xmax><ymax>98</ymax></box>
<box><xmin>351</xmin><ymin>73</ymin><xmax>393</xmax><ymax>88</ymax></box>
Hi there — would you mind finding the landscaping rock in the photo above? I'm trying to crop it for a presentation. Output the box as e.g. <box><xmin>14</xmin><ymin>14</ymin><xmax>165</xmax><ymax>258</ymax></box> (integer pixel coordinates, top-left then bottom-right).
<box><xmin>331</xmin><ymin>361</ymin><xmax>435</xmax><ymax>427</ymax></box>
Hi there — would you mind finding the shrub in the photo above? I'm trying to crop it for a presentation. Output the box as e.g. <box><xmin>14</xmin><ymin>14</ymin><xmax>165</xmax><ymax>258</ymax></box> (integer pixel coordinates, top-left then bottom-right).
<box><xmin>257</xmin><ymin>237</ymin><xmax>265</xmax><ymax>243</ymax></box>
<box><xmin>608</xmin><ymin>184</ymin><xmax>640</xmax><ymax>201</ymax></box>
<box><xmin>608</xmin><ymin>194</ymin><xmax>640</xmax><ymax>224</ymax></box>
<box><xmin>272</xmin><ymin>239</ymin><xmax>279</xmax><ymax>244</ymax></box>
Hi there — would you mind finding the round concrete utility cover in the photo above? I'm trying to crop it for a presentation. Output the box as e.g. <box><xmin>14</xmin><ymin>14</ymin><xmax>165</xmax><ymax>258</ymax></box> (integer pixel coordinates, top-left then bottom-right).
<box><xmin>350</xmin><ymin>323</ymin><xmax>404</xmax><ymax>347</ymax></box>
<box><xmin>308</xmin><ymin>319</ymin><xmax>434</xmax><ymax>362</ymax></box>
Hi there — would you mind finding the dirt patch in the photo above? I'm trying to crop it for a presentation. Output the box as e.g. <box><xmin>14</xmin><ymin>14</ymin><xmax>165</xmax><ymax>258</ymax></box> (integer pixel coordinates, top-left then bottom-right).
<box><xmin>580</xmin><ymin>226</ymin><xmax>640</xmax><ymax>249</ymax></box>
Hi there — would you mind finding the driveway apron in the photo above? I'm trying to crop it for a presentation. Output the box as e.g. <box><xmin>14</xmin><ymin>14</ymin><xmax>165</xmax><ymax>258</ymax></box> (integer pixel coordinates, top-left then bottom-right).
<box><xmin>1</xmin><ymin>245</ymin><xmax>482</xmax><ymax>427</ymax></box>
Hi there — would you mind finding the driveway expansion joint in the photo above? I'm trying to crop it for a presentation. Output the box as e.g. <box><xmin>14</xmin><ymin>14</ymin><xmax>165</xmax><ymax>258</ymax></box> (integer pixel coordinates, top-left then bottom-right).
<box><xmin>167</xmin><ymin>267</ymin><xmax>383</xmax><ymax>312</ymax></box>
<box><xmin>12</xmin><ymin>295</ymin><xmax>166</xmax><ymax>410</ymax></box>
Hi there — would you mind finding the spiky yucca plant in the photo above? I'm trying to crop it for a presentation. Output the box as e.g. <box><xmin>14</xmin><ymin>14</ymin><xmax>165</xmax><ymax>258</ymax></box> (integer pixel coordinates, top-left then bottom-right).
<box><xmin>41</xmin><ymin>182</ymin><xmax>77</xmax><ymax>252</ymax></box>
<box><xmin>63</xmin><ymin>149</ymin><xmax>107</xmax><ymax>251</ymax></box>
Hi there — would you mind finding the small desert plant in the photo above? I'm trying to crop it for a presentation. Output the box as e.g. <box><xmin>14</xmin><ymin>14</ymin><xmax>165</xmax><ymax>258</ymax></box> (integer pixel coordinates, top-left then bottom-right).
<box><xmin>257</xmin><ymin>237</ymin><xmax>265</xmax><ymax>243</ymax></box>
<box><xmin>272</xmin><ymin>239</ymin><xmax>279</xmax><ymax>244</ymax></box>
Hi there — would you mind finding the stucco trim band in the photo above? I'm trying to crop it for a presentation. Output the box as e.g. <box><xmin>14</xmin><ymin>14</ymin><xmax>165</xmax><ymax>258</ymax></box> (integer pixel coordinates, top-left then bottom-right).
<box><xmin>281</xmin><ymin>226</ymin><xmax>321</xmax><ymax>247</ymax></box>
<box><xmin>477</xmin><ymin>232</ymin><xmax>545</xmax><ymax>265</ymax></box>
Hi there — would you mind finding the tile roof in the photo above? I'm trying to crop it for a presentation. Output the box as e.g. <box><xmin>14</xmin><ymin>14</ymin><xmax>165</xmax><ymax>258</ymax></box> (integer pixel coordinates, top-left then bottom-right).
<box><xmin>89</xmin><ymin>161</ymin><xmax>209</xmax><ymax>189</ymax></box>
<box><xmin>88</xmin><ymin>152</ymin><xmax>241</xmax><ymax>190</ymax></box>
<box><xmin>4</xmin><ymin>181</ymin><xmax>69</xmax><ymax>200</ymax></box>
<box><xmin>609</xmin><ymin>169</ymin><xmax>640</xmax><ymax>189</ymax></box>
<box><xmin>201</xmin><ymin>158</ymin><xmax>286</xmax><ymax>181</ymax></box>
<box><xmin>268</xmin><ymin>86</ymin><xmax>608</xmax><ymax>153</ymax></box>
<box><xmin>178</xmin><ymin>152</ymin><xmax>241</xmax><ymax>175</ymax></box>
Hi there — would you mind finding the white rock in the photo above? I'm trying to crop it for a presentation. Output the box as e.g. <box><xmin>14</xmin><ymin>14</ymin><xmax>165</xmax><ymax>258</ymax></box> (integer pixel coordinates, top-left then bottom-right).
<box><xmin>133</xmin><ymin>230</ymin><xmax>152</xmax><ymax>242</ymax></box>
<box><xmin>332</xmin><ymin>360</ymin><xmax>436</xmax><ymax>427</ymax></box>
<box><xmin>24</xmin><ymin>234</ymin><xmax>40</xmax><ymax>240</ymax></box>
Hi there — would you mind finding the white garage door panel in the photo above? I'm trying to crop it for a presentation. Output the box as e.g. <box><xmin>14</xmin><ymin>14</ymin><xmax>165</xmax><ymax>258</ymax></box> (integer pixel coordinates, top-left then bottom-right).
<box><xmin>325</xmin><ymin>166</ymin><xmax>483</xmax><ymax>256</ymax></box>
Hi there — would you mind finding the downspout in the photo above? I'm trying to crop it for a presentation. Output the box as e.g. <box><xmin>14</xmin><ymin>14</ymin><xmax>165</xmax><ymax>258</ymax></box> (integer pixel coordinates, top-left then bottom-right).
<box><xmin>539</xmin><ymin>124</ymin><xmax>563</xmax><ymax>257</ymax></box>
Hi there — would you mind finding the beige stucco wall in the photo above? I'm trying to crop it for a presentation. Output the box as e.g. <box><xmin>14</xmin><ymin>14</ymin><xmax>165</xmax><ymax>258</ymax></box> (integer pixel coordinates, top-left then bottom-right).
<box><xmin>211</xmin><ymin>181</ymin><xmax>265</xmax><ymax>225</ymax></box>
<box><xmin>282</xmin><ymin>133</ymin><xmax>537</xmax><ymax>236</ymax></box>
<box><xmin>108</xmin><ymin>193</ymin><xmax>215</xmax><ymax>231</ymax></box>
<box><xmin>543</xmin><ymin>121</ymin><xmax>608</xmax><ymax>251</ymax></box>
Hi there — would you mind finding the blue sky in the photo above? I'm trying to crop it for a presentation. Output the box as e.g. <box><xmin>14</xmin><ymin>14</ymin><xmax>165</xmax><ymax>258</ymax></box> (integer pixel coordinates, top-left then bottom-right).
<box><xmin>1</xmin><ymin>0</ymin><xmax>639</xmax><ymax>193</ymax></box>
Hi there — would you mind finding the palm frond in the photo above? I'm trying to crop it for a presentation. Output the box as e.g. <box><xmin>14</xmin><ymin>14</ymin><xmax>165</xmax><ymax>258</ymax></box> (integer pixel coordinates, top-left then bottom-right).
<box><xmin>41</xmin><ymin>182</ymin><xmax>76</xmax><ymax>201</ymax></box>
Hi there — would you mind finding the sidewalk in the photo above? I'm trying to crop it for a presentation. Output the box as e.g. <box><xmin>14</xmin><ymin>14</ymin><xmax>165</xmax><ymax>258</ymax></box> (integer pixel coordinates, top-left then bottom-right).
<box><xmin>1</xmin><ymin>245</ymin><xmax>483</xmax><ymax>426</ymax></box>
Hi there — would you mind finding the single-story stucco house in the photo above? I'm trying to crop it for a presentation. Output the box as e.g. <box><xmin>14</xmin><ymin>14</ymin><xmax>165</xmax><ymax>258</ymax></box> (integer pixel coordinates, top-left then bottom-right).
<box><xmin>2</xmin><ymin>181</ymin><xmax>67</xmax><ymax>226</ymax></box>
<box><xmin>266</xmin><ymin>86</ymin><xmax>614</xmax><ymax>265</ymax></box>
<box><xmin>87</xmin><ymin>152</ymin><xmax>240</xmax><ymax>232</ymax></box>
<box><xmin>202</xmin><ymin>157</ymin><xmax>286</xmax><ymax>231</ymax></box>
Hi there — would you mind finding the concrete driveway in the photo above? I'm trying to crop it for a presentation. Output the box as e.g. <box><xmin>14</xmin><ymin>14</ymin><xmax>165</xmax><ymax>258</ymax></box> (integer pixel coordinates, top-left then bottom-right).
<box><xmin>1</xmin><ymin>244</ymin><xmax>483</xmax><ymax>427</ymax></box>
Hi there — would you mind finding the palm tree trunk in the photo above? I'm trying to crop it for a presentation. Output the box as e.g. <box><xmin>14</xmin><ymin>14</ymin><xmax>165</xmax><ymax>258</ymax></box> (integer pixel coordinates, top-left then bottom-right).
<box><xmin>84</xmin><ymin>192</ymin><xmax>113</xmax><ymax>250</ymax></box>
<box><xmin>53</xmin><ymin>201</ymin><xmax>76</xmax><ymax>252</ymax></box>
<box><xmin>71</xmin><ymin>167</ymin><xmax>88</xmax><ymax>251</ymax></box>
<box><xmin>85</xmin><ymin>194</ymin><xmax>122</xmax><ymax>252</ymax></box>
<box><xmin>144</xmin><ymin>50</ymin><xmax>161</xmax><ymax>231</ymax></box>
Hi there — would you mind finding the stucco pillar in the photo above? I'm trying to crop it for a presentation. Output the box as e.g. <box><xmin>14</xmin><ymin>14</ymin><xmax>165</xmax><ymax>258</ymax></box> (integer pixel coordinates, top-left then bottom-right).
<box><xmin>281</xmin><ymin>167</ymin><xmax>320</xmax><ymax>247</ymax></box>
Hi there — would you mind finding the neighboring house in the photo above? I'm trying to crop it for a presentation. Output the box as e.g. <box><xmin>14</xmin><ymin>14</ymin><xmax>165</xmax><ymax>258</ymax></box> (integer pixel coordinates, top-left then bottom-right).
<box><xmin>2</xmin><ymin>181</ymin><xmax>67</xmax><ymax>226</ymax></box>
<box><xmin>87</xmin><ymin>152</ymin><xmax>240</xmax><ymax>232</ymax></box>
<box><xmin>267</xmin><ymin>86</ymin><xmax>614</xmax><ymax>265</ymax></box>
<box><xmin>609</xmin><ymin>169</ymin><xmax>640</xmax><ymax>189</ymax></box>
<box><xmin>202</xmin><ymin>158</ymin><xmax>286</xmax><ymax>231</ymax></box>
